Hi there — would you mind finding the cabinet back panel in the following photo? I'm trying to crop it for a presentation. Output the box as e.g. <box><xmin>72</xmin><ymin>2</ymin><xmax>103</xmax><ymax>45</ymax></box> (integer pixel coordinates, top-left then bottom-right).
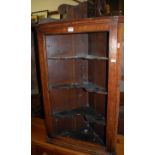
<box><xmin>46</xmin><ymin>35</ymin><xmax>74</xmax><ymax>57</ymax></box>
<box><xmin>49</xmin><ymin>89</ymin><xmax>88</xmax><ymax>112</ymax></box>
<box><xmin>48</xmin><ymin>59</ymin><xmax>88</xmax><ymax>84</ymax></box>
<box><xmin>48</xmin><ymin>60</ymin><xmax>74</xmax><ymax>84</ymax></box>
<box><xmin>46</xmin><ymin>34</ymin><xmax>88</xmax><ymax>58</ymax></box>
<box><xmin>88</xmin><ymin>32</ymin><xmax>108</xmax><ymax>125</ymax></box>
<box><xmin>88</xmin><ymin>60</ymin><xmax>107</xmax><ymax>87</ymax></box>
<box><xmin>88</xmin><ymin>32</ymin><xmax>109</xmax><ymax>57</ymax></box>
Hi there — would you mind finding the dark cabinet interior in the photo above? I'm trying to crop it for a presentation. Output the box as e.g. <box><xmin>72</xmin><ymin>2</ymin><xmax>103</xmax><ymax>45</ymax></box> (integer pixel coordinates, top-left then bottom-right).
<box><xmin>46</xmin><ymin>32</ymin><xmax>109</xmax><ymax>146</ymax></box>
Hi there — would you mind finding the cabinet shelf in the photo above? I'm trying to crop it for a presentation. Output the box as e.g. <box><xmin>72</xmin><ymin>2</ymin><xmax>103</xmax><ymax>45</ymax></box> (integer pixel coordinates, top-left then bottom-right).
<box><xmin>49</xmin><ymin>82</ymin><xmax>107</xmax><ymax>94</ymax></box>
<box><xmin>58</xmin><ymin>126</ymin><xmax>105</xmax><ymax>146</ymax></box>
<box><xmin>53</xmin><ymin>106</ymin><xmax>105</xmax><ymax>125</ymax></box>
<box><xmin>48</xmin><ymin>55</ymin><xmax>108</xmax><ymax>60</ymax></box>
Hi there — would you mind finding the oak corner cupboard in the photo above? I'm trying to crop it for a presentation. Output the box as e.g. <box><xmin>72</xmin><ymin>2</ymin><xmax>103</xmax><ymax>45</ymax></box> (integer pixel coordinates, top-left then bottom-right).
<box><xmin>36</xmin><ymin>16</ymin><xmax>124</xmax><ymax>155</ymax></box>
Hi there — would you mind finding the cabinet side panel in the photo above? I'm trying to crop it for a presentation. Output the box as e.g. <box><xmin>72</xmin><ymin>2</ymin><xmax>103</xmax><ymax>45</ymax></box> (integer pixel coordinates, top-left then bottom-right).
<box><xmin>37</xmin><ymin>32</ymin><xmax>54</xmax><ymax>136</ymax></box>
<box><xmin>106</xmin><ymin>22</ymin><xmax>122</xmax><ymax>152</ymax></box>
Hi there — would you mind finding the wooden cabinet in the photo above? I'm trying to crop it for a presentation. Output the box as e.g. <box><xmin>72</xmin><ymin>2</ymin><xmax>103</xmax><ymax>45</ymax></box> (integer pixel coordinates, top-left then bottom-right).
<box><xmin>35</xmin><ymin>16</ymin><xmax>124</xmax><ymax>154</ymax></box>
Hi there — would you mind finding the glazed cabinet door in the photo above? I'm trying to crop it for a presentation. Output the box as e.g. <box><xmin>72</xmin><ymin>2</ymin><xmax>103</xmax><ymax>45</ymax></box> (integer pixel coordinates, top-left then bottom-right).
<box><xmin>36</xmin><ymin>16</ymin><xmax>124</xmax><ymax>153</ymax></box>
